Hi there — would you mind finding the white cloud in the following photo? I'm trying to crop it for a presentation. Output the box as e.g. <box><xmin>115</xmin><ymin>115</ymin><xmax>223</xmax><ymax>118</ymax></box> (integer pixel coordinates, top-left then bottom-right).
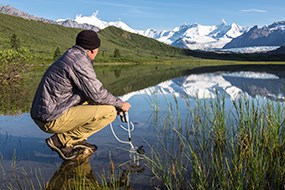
<box><xmin>240</xmin><ymin>9</ymin><xmax>267</xmax><ymax>13</ymax></box>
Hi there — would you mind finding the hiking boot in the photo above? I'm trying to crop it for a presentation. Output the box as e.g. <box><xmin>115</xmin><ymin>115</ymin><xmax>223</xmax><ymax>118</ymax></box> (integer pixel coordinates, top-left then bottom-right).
<box><xmin>74</xmin><ymin>147</ymin><xmax>94</xmax><ymax>160</ymax></box>
<box><xmin>73</xmin><ymin>140</ymin><xmax>97</xmax><ymax>152</ymax></box>
<box><xmin>73</xmin><ymin>140</ymin><xmax>97</xmax><ymax>160</ymax></box>
<box><xmin>46</xmin><ymin>135</ymin><xmax>79</xmax><ymax>160</ymax></box>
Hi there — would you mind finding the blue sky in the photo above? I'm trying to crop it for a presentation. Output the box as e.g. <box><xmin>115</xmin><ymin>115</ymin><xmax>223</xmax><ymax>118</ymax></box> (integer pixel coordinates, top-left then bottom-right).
<box><xmin>0</xmin><ymin>0</ymin><xmax>284</xmax><ymax>30</ymax></box>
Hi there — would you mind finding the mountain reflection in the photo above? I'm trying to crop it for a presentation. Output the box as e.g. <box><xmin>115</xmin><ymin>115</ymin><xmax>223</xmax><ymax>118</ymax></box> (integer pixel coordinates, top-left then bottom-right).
<box><xmin>223</xmin><ymin>75</ymin><xmax>285</xmax><ymax>100</ymax></box>
<box><xmin>121</xmin><ymin>71</ymin><xmax>285</xmax><ymax>101</ymax></box>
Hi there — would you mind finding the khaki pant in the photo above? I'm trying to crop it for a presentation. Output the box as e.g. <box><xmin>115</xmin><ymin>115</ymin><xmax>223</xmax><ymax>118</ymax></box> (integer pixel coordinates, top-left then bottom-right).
<box><xmin>35</xmin><ymin>105</ymin><xmax>117</xmax><ymax>147</ymax></box>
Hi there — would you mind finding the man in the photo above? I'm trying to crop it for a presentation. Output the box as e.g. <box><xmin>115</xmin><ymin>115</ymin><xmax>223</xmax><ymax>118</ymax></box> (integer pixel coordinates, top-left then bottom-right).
<box><xmin>30</xmin><ymin>30</ymin><xmax>131</xmax><ymax>160</ymax></box>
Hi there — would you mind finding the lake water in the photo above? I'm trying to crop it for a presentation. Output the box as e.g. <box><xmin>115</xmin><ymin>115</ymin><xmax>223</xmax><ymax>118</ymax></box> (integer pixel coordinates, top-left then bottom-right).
<box><xmin>1</xmin><ymin>71</ymin><xmax>285</xmax><ymax>189</ymax></box>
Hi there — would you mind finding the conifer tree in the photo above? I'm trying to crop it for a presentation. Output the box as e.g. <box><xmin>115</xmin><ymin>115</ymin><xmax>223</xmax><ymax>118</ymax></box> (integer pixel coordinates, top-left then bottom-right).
<box><xmin>10</xmin><ymin>33</ymin><xmax>21</xmax><ymax>50</ymax></box>
<box><xmin>114</xmin><ymin>48</ymin><xmax>120</xmax><ymax>57</ymax></box>
<box><xmin>53</xmin><ymin>47</ymin><xmax>61</xmax><ymax>59</ymax></box>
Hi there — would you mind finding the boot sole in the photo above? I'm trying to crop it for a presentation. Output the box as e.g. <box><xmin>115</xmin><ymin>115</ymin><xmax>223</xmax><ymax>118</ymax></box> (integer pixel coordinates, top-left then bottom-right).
<box><xmin>46</xmin><ymin>138</ymin><xmax>77</xmax><ymax>160</ymax></box>
<box><xmin>73</xmin><ymin>144</ymin><xmax>96</xmax><ymax>153</ymax></box>
<box><xmin>75</xmin><ymin>148</ymin><xmax>94</xmax><ymax>160</ymax></box>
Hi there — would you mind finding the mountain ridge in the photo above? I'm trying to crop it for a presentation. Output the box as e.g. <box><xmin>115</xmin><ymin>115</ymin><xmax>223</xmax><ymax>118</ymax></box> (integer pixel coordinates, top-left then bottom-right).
<box><xmin>0</xmin><ymin>5</ymin><xmax>100</xmax><ymax>31</ymax></box>
<box><xmin>147</xmin><ymin>21</ymin><xmax>249</xmax><ymax>50</ymax></box>
<box><xmin>0</xmin><ymin>4</ymin><xmax>247</xmax><ymax>50</ymax></box>
<box><xmin>1</xmin><ymin>4</ymin><xmax>285</xmax><ymax>52</ymax></box>
<box><xmin>224</xmin><ymin>21</ymin><xmax>285</xmax><ymax>49</ymax></box>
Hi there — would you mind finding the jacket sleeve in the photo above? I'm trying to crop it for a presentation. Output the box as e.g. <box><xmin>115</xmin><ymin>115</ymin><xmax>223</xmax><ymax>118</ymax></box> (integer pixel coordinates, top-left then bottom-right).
<box><xmin>71</xmin><ymin>59</ymin><xmax>123</xmax><ymax>108</ymax></box>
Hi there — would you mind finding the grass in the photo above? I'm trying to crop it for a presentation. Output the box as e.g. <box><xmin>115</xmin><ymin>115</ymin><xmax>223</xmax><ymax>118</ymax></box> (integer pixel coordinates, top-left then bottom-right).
<box><xmin>0</xmin><ymin>154</ymin><xmax>46</xmax><ymax>190</ymax></box>
<box><xmin>145</xmin><ymin>94</ymin><xmax>285</xmax><ymax>189</ymax></box>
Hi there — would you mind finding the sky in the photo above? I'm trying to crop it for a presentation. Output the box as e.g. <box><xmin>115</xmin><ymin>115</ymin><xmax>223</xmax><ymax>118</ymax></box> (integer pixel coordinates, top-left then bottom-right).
<box><xmin>0</xmin><ymin>0</ymin><xmax>284</xmax><ymax>30</ymax></box>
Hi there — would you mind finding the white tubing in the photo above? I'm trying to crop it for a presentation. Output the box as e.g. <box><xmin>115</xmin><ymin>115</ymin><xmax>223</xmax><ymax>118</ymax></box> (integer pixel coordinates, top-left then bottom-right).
<box><xmin>119</xmin><ymin>122</ymin><xmax>135</xmax><ymax>132</ymax></box>
<box><xmin>109</xmin><ymin>112</ymin><xmax>135</xmax><ymax>149</ymax></box>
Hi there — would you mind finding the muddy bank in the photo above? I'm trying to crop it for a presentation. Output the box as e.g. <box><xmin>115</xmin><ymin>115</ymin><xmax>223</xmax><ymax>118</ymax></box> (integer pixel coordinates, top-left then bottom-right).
<box><xmin>186</xmin><ymin>64</ymin><xmax>285</xmax><ymax>78</ymax></box>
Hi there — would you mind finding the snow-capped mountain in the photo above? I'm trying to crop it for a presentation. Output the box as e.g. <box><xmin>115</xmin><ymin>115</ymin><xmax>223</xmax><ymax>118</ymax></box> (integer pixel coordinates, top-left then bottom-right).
<box><xmin>61</xmin><ymin>13</ymin><xmax>248</xmax><ymax>50</ymax></box>
<box><xmin>139</xmin><ymin>20</ymin><xmax>249</xmax><ymax>50</ymax></box>
<box><xmin>68</xmin><ymin>12</ymin><xmax>137</xmax><ymax>33</ymax></box>
<box><xmin>223</xmin><ymin>21</ymin><xmax>285</xmax><ymax>49</ymax></box>
<box><xmin>56</xmin><ymin>12</ymin><xmax>248</xmax><ymax>50</ymax></box>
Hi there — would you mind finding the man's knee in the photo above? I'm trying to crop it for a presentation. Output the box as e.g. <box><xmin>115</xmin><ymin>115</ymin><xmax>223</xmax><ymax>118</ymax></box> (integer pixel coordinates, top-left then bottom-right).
<box><xmin>107</xmin><ymin>105</ymin><xmax>117</xmax><ymax>122</ymax></box>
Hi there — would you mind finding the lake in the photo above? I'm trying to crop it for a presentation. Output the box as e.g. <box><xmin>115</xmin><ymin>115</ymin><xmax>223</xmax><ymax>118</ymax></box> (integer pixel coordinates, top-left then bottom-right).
<box><xmin>1</xmin><ymin>70</ymin><xmax>285</xmax><ymax>189</ymax></box>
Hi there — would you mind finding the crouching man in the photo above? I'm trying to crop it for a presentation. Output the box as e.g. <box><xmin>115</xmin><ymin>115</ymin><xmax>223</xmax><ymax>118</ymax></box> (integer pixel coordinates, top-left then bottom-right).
<box><xmin>30</xmin><ymin>30</ymin><xmax>131</xmax><ymax>160</ymax></box>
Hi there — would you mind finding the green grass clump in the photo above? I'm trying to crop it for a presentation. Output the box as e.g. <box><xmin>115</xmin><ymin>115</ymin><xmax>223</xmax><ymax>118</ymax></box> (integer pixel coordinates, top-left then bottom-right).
<box><xmin>0</xmin><ymin>154</ymin><xmax>46</xmax><ymax>190</ymax></box>
<box><xmin>146</xmin><ymin>94</ymin><xmax>285</xmax><ymax>189</ymax></box>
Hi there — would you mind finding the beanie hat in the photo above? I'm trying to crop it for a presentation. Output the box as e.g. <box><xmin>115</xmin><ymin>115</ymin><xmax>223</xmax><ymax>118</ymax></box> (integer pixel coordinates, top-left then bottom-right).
<box><xmin>76</xmin><ymin>30</ymin><xmax>101</xmax><ymax>50</ymax></box>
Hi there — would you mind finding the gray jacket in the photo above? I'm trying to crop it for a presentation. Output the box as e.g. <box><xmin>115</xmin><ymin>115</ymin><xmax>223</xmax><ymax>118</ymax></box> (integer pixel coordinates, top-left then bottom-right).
<box><xmin>30</xmin><ymin>45</ymin><xmax>123</xmax><ymax>122</ymax></box>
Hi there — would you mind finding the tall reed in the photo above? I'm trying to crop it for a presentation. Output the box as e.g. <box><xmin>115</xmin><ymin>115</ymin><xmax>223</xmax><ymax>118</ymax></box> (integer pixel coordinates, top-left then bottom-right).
<box><xmin>146</xmin><ymin>93</ymin><xmax>285</xmax><ymax>189</ymax></box>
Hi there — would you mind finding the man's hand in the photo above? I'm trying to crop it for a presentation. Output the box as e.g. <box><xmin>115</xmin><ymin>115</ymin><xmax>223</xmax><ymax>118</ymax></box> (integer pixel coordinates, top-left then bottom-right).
<box><xmin>121</xmin><ymin>102</ymin><xmax>131</xmax><ymax>112</ymax></box>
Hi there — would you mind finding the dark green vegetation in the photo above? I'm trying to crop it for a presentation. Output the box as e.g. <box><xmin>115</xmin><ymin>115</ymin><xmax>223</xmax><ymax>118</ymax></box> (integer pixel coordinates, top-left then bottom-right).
<box><xmin>0</xmin><ymin>13</ymin><xmax>78</xmax><ymax>62</ymax></box>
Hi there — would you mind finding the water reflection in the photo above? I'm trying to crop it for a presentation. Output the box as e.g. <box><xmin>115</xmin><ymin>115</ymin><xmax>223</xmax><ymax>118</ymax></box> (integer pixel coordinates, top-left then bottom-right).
<box><xmin>45</xmin><ymin>158</ymin><xmax>100</xmax><ymax>190</ymax></box>
<box><xmin>1</xmin><ymin>71</ymin><xmax>285</xmax><ymax>189</ymax></box>
<box><xmin>120</xmin><ymin>71</ymin><xmax>285</xmax><ymax>101</ymax></box>
<box><xmin>45</xmin><ymin>157</ymin><xmax>141</xmax><ymax>189</ymax></box>
<box><xmin>223</xmin><ymin>75</ymin><xmax>285</xmax><ymax>100</ymax></box>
